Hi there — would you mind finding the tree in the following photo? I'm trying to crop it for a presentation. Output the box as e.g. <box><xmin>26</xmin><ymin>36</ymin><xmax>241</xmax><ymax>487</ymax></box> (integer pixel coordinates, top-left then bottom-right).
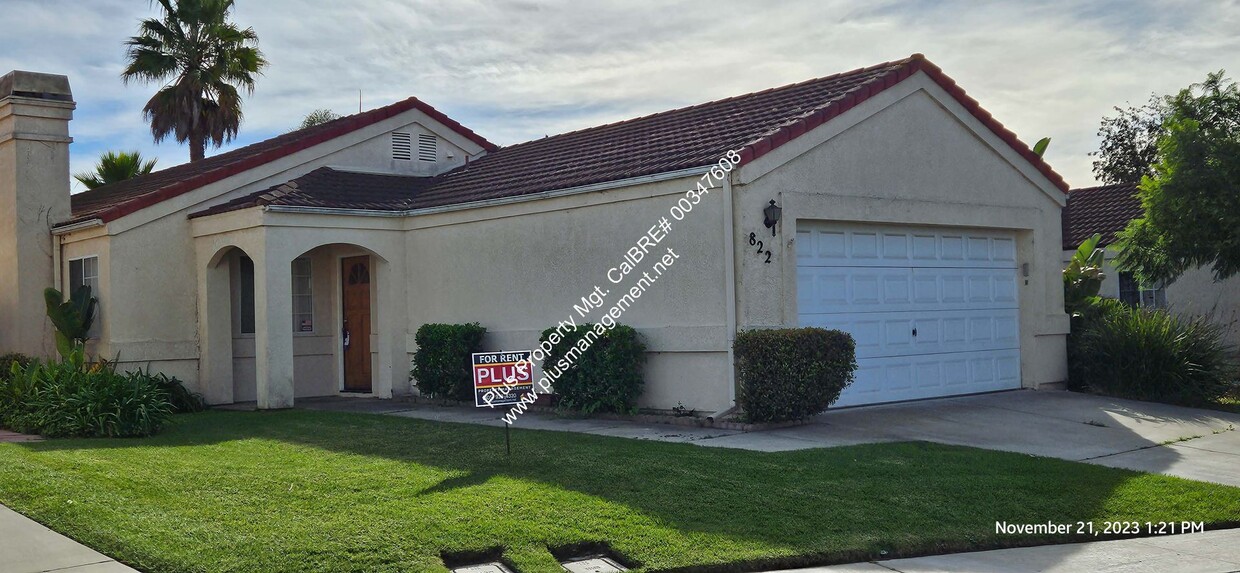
<box><xmin>1091</xmin><ymin>94</ymin><xmax>1169</xmax><ymax>185</ymax></box>
<box><xmin>73</xmin><ymin>151</ymin><xmax>157</xmax><ymax>189</ymax></box>
<box><xmin>122</xmin><ymin>0</ymin><xmax>268</xmax><ymax>162</ymax></box>
<box><xmin>298</xmin><ymin>109</ymin><xmax>341</xmax><ymax>130</ymax></box>
<box><xmin>1115</xmin><ymin>71</ymin><xmax>1240</xmax><ymax>282</ymax></box>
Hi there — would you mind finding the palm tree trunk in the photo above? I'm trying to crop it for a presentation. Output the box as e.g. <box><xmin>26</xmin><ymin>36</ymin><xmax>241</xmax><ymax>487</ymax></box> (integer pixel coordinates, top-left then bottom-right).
<box><xmin>190</xmin><ymin>138</ymin><xmax>205</xmax><ymax>162</ymax></box>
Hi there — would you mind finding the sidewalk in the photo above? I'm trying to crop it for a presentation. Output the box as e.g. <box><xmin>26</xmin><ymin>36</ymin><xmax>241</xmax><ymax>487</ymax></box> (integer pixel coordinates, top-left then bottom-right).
<box><xmin>0</xmin><ymin>503</ymin><xmax>137</xmax><ymax>573</ymax></box>
<box><xmin>769</xmin><ymin>528</ymin><xmax>1240</xmax><ymax>573</ymax></box>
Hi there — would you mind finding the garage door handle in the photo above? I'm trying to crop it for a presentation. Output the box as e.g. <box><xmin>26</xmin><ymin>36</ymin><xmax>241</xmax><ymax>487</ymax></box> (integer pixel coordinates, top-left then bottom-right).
<box><xmin>912</xmin><ymin>328</ymin><xmax>917</xmax><ymax>337</ymax></box>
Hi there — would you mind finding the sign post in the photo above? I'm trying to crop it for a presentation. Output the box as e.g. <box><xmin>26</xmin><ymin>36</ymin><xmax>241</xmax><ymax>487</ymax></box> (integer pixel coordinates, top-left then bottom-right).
<box><xmin>472</xmin><ymin>351</ymin><xmax>534</xmax><ymax>457</ymax></box>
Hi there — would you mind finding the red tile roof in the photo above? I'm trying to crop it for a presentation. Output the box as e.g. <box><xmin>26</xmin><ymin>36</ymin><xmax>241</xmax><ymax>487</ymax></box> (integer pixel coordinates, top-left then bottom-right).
<box><xmin>180</xmin><ymin>54</ymin><xmax>1074</xmax><ymax>222</ymax></box>
<box><xmin>1062</xmin><ymin>183</ymin><xmax>1143</xmax><ymax>249</ymax></box>
<box><xmin>61</xmin><ymin>96</ymin><xmax>496</xmax><ymax>227</ymax></box>
<box><xmin>188</xmin><ymin>167</ymin><xmax>435</xmax><ymax>218</ymax></box>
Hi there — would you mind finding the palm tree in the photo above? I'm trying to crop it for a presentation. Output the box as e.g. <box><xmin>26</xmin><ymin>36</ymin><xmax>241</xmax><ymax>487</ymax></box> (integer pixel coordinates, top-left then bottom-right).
<box><xmin>74</xmin><ymin>151</ymin><xmax>158</xmax><ymax>189</ymax></box>
<box><xmin>298</xmin><ymin>109</ymin><xmax>341</xmax><ymax>130</ymax></box>
<box><xmin>122</xmin><ymin>0</ymin><xmax>268</xmax><ymax>162</ymax></box>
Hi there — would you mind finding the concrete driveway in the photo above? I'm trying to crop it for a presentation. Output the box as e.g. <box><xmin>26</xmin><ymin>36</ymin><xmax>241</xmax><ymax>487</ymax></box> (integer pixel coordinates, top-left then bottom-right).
<box><xmin>311</xmin><ymin>389</ymin><xmax>1240</xmax><ymax>486</ymax></box>
<box><xmin>699</xmin><ymin>390</ymin><xmax>1240</xmax><ymax>486</ymax></box>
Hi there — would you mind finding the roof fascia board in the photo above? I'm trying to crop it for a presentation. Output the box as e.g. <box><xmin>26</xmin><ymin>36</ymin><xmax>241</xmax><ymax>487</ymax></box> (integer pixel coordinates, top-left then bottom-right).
<box><xmin>108</xmin><ymin>107</ymin><xmax>459</xmax><ymax>235</ymax></box>
<box><xmin>737</xmin><ymin>72</ymin><xmax>1068</xmax><ymax>206</ymax></box>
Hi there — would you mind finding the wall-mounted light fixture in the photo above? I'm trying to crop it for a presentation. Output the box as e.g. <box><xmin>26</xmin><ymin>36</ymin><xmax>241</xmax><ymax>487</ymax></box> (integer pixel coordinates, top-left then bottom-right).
<box><xmin>763</xmin><ymin>200</ymin><xmax>782</xmax><ymax>236</ymax></box>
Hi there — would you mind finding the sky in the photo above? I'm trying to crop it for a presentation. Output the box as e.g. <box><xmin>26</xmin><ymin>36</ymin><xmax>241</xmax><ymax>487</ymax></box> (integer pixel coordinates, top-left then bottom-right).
<box><xmin>2</xmin><ymin>0</ymin><xmax>1238</xmax><ymax>192</ymax></box>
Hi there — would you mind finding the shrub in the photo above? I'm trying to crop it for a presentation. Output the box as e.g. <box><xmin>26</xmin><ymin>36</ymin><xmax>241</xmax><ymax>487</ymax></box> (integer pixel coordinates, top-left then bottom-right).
<box><xmin>411</xmin><ymin>323</ymin><xmax>487</xmax><ymax>402</ymax></box>
<box><xmin>0</xmin><ymin>357</ymin><xmax>173</xmax><ymax>437</ymax></box>
<box><xmin>735</xmin><ymin>328</ymin><xmax>857</xmax><ymax>423</ymax></box>
<box><xmin>128</xmin><ymin>369</ymin><xmax>206</xmax><ymax>413</ymax></box>
<box><xmin>0</xmin><ymin>353</ymin><xmax>34</xmax><ymax>381</ymax></box>
<box><xmin>1073</xmin><ymin>304</ymin><xmax>1236</xmax><ymax>406</ymax></box>
<box><xmin>540</xmin><ymin>324</ymin><xmax>646</xmax><ymax>414</ymax></box>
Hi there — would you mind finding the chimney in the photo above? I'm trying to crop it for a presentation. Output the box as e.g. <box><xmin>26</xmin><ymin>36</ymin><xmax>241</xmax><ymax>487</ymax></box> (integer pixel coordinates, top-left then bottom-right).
<box><xmin>0</xmin><ymin>71</ymin><xmax>74</xmax><ymax>357</ymax></box>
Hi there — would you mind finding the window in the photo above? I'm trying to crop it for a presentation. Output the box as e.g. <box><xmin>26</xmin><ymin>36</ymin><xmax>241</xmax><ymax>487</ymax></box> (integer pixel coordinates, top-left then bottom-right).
<box><xmin>238</xmin><ymin>256</ymin><xmax>255</xmax><ymax>335</ymax></box>
<box><xmin>1117</xmin><ymin>272</ymin><xmax>1166</xmax><ymax>309</ymax></box>
<box><xmin>292</xmin><ymin>258</ymin><xmax>313</xmax><ymax>332</ymax></box>
<box><xmin>1118</xmin><ymin>272</ymin><xmax>1140</xmax><ymax>306</ymax></box>
<box><xmin>68</xmin><ymin>256</ymin><xmax>99</xmax><ymax>294</ymax></box>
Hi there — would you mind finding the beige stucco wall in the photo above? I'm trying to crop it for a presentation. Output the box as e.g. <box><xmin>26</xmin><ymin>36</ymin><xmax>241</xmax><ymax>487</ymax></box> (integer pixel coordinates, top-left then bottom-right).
<box><xmin>0</xmin><ymin>87</ymin><xmax>73</xmax><ymax>357</ymax></box>
<box><xmin>402</xmin><ymin>175</ymin><xmax>733</xmax><ymax>412</ymax></box>
<box><xmin>61</xmin><ymin>107</ymin><xmax>485</xmax><ymax>399</ymax></box>
<box><xmin>737</xmin><ymin>72</ymin><xmax>1070</xmax><ymax>389</ymax></box>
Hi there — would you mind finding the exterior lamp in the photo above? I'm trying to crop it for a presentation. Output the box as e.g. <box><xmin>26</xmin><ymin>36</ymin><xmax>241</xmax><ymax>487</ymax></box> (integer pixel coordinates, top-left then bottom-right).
<box><xmin>763</xmin><ymin>200</ymin><xmax>782</xmax><ymax>236</ymax></box>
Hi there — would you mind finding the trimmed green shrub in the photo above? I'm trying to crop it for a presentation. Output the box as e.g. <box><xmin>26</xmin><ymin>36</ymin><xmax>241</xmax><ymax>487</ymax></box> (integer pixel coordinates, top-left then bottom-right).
<box><xmin>411</xmin><ymin>323</ymin><xmax>487</xmax><ymax>402</ymax></box>
<box><xmin>0</xmin><ymin>353</ymin><xmax>34</xmax><ymax>381</ymax></box>
<box><xmin>1073</xmin><ymin>304</ymin><xmax>1236</xmax><ymax>406</ymax></box>
<box><xmin>735</xmin><ymin>328</ymin><xmax>857</xmax><ymax>423</ymax></box>
<box><xmin>0</xmin><ymin>357</ymin><xmax>173</xmax><ymax>437</ymax></box>
<box><xmin>539</xmin><ymin>324</ymin><xmax>646</xmax><ymax>414</ymax></box>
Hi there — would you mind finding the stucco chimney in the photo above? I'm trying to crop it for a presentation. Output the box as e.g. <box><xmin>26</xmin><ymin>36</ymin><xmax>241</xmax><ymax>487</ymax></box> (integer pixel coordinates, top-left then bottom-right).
<box><xmin>0</xmin><ymin>70</ymin><xmax>74</xmax><ymax>357</ymax></box>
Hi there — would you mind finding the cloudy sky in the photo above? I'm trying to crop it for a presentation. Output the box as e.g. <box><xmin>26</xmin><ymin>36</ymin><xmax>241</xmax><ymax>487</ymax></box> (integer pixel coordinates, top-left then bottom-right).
<box><xmin>3</xmin><ymin>0</ymin><xmax>1237</xmax><ymax>192</ymax></box>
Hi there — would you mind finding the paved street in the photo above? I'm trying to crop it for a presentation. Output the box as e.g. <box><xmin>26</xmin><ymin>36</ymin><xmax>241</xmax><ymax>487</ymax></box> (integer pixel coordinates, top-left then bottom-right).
<box><xmin>770</xmin><ymin>528</ymin><xmax>1240</xmax><ymax>573</ymax></box>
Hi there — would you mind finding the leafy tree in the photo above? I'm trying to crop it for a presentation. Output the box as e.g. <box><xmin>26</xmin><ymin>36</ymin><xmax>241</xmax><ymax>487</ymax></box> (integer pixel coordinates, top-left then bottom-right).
<box><xmin>298</xmin><ymin>108</ymin><xmax>341</xmax><ymax>130</ymax></box>
<box><xmin>1064</xmin><ymin>233</ymin><xmax>1106</xmax><ymax>317</ymax></box>
<box><xmin>1091</xmin><ymin>94</ymin><xmax>1169</xmax><ymax>185</ymax></box>
<box><xmin>1115</xmin><ymin>71</ymin><xmax>1240</xmax><ymax>282</ymax></box>
<box><xmin>122</xmin><ymin>0</ymin><xmax>268</xmax><ymax>162</ymax></box>
<box><xmin>73</xmin><ymin>151</ymin><xmax>157</xmax><ymax>189</ymax></box>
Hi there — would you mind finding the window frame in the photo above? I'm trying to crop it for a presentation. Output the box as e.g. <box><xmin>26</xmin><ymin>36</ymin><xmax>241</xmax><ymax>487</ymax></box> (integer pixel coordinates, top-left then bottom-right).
<box><xmin>66</xmin><ymin>255</ymin><xmax>100</xmax><ymax>337</ymax></box>
<box><xmin>237</xmin><ymin>255</ymin><xmax>256</xmax><ymax>336</ymax></box>
<box><xmin>292</xmin><ymin>257</ymin><xmax>314</xmax><ymax>334</ymax></box>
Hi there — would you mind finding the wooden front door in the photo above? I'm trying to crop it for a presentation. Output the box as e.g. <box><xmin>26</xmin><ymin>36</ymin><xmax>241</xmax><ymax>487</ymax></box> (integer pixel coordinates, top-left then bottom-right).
<box><xmin>341</xmin><ymin>256</ymin><xmax>372</xmax><ymax>392</ymax></box>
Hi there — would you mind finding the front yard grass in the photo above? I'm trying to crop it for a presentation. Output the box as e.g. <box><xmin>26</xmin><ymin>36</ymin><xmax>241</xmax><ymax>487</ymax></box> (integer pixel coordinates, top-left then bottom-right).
<box><xmin>0</xmin><ymin>410</ymin><xmax>1237</xmax><ymax>572</ymax></box>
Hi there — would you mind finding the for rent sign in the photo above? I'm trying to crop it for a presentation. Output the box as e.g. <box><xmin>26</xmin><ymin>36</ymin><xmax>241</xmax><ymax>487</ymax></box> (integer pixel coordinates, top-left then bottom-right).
<box><xmin>472</xmin><ymin>351</ymin><xmax>533</xmax><ymax>408</ymax></box>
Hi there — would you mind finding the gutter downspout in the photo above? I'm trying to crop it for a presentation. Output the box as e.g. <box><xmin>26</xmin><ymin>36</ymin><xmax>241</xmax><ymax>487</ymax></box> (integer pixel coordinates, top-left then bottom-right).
<box><xmin>52</xmin><ymin>234</ymin><xmax>62</xmax><ymax>293</ymax></box>
<box><xmin>710</xmin><ymin>172</ymin><xmax>739</xmax><ymax>421</ymax></box>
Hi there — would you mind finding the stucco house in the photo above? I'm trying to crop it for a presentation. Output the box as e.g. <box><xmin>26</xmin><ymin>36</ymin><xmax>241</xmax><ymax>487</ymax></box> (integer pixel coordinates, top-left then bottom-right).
<box><xmin>1063</xmin><ymin>183</ymin><xmax>1240</xmax><ymax>351</ymax></box>
<box><xmin>0</xmin><ymin>54</ymin><xmax>1072</xmax><ymax>412</ymax></box>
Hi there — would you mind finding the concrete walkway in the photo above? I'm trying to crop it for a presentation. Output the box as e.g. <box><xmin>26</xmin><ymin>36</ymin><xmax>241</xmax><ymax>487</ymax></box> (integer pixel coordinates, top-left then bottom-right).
<box><xmin>770</xmin><ymin>528</ymin><xmax>1240</xmax><ymax>572</ymax></box>
<box><xmin>0</xmin><ymin>503</ymin><xmax>136</xmax><ymax>573</ymax></box>
<box><xmin>302</xmin><ymin>389</ymin><xmax>1240</xmax><ymax>486</ymax></box>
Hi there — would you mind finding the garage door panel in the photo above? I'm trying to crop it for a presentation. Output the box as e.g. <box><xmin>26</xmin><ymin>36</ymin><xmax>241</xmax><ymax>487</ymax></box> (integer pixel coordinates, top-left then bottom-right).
<box><xmin>797</xmin><ymin>226</ymin><xmax>1018</xmax><ymax>269</ymax></box>
<box><xmin>798</xmin><ymin>267</ymin><xmax>1018</xmax><ymax>314</ymax></box>
<box><xmin>834</xmin><ymin>349</ymin><xmax>1021</xmax><ymax>407</ymax></box>
<box><xmin>800</xmin><ymin>309</ymin><xmax>1019</xmax><ymax>358</ymax></box>
<box><xmin>797</xmin><ymin>222</ymin><xmax>1022</xmax><ymax>407</ymax></box>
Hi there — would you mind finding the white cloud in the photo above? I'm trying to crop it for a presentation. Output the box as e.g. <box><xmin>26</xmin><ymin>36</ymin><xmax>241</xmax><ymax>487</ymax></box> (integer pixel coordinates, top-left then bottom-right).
<box><xmin>1</xmin><ymin>0</ymin><xmax>1236</xmax><ymax>191</ymax></box>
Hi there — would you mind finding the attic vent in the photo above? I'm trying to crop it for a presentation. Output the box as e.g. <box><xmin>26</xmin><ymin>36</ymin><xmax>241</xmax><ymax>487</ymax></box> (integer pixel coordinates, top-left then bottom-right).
<box><xmin>417</xmin><ymin>133</ymin><xmax>437</xmax><ymax>162</ymax></box>
<box><xmin>391</xmin><ymin>132</ymin><xmax>412</xmax><ymax>161</ymax></box>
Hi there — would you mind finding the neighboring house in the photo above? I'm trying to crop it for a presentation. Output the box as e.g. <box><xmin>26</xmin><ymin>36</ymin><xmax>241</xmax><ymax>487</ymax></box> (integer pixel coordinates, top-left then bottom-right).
<box><xmin>1063</xmin><ymin>183</ymin><xmax>1240</xmax><ymax>350</ymax></box>
<box><xmin>0</xmin><ymin>54</ymin><xmax>1072</xmax><ymax>412</ymax></box>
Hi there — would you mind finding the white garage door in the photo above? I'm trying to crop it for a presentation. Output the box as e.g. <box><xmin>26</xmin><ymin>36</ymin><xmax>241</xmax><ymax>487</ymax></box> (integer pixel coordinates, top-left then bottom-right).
<box><xmin>797</xmin><ymin>223</ymin><xmax>1021</xmax><ymax>407</ymax></box>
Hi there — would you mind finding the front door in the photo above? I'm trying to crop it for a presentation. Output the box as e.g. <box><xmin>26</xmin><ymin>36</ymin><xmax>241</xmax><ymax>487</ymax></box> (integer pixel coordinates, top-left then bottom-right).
<box><xmin>341</xmin><ymin>256</ymin><xmax>372</xmax><ymax>392</ymax></box>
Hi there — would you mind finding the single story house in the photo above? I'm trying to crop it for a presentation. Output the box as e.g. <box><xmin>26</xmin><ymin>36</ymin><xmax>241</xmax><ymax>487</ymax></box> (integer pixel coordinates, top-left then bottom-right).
<box><xmin>0</xmin><ymin>54</ymin><xmax>1071</xmax><ymax>412</ymax></box>
<box><xmin>1063</xmin><ymin>183</ymin><xmax>1240</xmax><ymax>350</ymax></box>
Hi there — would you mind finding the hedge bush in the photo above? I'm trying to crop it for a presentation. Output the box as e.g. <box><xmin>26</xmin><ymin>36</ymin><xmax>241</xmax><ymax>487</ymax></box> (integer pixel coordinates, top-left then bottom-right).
<box><xmin>539</xmin><ymin>324</ymin><xmax>646</xmax><ymax>414</ymax></box>
<box><xmin>128</xmin><ymin>369</ymin><xmax>206</xmax><ymax>413</ymax></box>
<box><xmin>411</xmin><ymin>323</ymin><xmax>487</xmax><ymax>402</ymax></box>
<box><xmin>735</xmin><ymin>328</ymin><xmax>857</xmax><ymax>423</ymax></box>
<box><xmin>0</xmin><ymin>358</ymin><xmax>173</xmax><ymax>437</ymax></box>
<box><xmin>1073</xmin><ymin>302</ymin><xmax>1235</xmax><ymax>406</ymax></box>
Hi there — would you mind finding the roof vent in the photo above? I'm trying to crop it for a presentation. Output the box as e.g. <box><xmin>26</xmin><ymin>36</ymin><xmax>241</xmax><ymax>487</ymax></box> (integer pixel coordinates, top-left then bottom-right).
<box><xmin>391</xmin><ymin>132</ymin><xmax>412</xmax><ymax>161</ymax></box>
<box><xmin>418</xmin><ymin>134</ymin><xmax>437</xmax><ymax>162</ymax></box>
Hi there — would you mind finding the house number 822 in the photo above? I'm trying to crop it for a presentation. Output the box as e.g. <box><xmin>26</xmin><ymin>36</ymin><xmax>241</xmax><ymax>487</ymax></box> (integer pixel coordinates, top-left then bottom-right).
<box><xmin>748</xmin><ymin>232</ymin><xmax>772</xmax><ymax>264</ymax></box>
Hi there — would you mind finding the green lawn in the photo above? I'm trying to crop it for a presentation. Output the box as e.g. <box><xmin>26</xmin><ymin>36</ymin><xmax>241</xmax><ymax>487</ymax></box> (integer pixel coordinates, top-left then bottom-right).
<box><xmin>0</xmin><ymin>410</ymin><xmax>1237</xmax><ymax>573</ymax></box>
